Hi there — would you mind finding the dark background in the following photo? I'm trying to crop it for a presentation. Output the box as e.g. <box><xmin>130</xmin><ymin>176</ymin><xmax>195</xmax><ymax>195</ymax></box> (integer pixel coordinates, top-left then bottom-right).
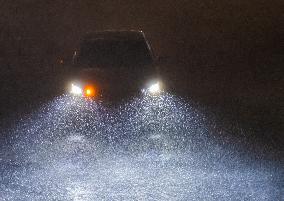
<box><xmin>0</xmin><ymin>0</ymin><xmax>283</xmax><ymax>146</ymax></box>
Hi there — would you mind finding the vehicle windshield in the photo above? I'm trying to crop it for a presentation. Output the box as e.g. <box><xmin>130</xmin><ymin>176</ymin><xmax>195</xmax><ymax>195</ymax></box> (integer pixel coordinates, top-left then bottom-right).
<box><xmin>76</xmin><ymin>38</ymin><xmax>153</xmax><ymax>67</ymax></box>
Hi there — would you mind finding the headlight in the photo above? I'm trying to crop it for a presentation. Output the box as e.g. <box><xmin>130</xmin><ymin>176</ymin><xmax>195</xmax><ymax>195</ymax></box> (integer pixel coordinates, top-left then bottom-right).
<box><xmin>70</xmin><ymin>84</ymin><xmax>82</xmax><ymax>95</ymax></box>
<box><xmin>148</xmin><ymin>81</ymin><xmax>161</xmax><ymax>95</ymax></box>
<box><xmin>70</xmin><ymin>83</ymin><xmax>97</xmax><ymax>98</ymax></box>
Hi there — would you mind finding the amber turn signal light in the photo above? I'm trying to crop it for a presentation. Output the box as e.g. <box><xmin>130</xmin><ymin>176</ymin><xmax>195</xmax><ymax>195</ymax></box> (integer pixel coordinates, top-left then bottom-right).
<box><xmin>83</xmin><ymin>85</ymin><xmax>96</xmax><ymax>97</ymax></box>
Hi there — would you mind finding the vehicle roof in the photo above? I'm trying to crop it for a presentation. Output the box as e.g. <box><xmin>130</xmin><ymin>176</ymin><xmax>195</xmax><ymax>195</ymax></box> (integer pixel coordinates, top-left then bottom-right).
<box><xmin>82</xmin><ymin>30</ymin><xmax>146</xmax><ymax>42</ymax></box>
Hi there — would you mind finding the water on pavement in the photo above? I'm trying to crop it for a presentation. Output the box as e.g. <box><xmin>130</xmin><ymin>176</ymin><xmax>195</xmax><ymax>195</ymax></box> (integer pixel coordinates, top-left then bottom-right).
<box><xmin>0</xmin><ymin>93</ymin><xmax>283</xmax><ymax>200</ymax></box>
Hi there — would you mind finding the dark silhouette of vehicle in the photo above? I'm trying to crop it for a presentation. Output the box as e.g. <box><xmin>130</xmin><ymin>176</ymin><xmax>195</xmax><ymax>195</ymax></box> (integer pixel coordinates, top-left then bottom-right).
<box><xmin>68</xmin><ymin>30</ymin><xmax>161</xmax><ymax>100</ymax></box>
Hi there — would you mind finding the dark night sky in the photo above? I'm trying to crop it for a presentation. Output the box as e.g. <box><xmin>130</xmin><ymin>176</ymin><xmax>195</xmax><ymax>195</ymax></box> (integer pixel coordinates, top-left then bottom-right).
<box><xmin>0</xmin><ymin>0</ymin><xmax>283</xmax><ymax>123</ymax></box>
<box><xmin>1</xmin><ymin>0</ymin><xmax>283</xmax><ymax>62</ymax></box>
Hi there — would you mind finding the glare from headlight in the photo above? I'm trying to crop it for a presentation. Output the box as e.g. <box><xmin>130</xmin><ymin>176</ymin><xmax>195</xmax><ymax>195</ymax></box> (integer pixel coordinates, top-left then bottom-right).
<box><xmin>148</xmin><ymin>82</ymin><xmax>161</xmax><ymax>94</ymax></box>
<box><xmin>70</xmin><ymin>84</ymin><xmax>82</xmax><ymax>95</ymax></box>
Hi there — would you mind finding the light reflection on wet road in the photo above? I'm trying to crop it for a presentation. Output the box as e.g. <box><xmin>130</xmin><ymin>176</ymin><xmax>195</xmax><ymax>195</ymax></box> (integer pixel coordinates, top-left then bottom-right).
<box><xmin>0</xmin><ymin>94</ymin><xmax>283</xmax><ymax>200</ymax></box>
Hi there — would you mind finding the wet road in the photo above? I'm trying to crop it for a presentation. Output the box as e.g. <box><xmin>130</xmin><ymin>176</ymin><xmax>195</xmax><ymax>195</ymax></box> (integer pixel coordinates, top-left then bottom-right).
<box><xmin>0</xmin><ymin>94</ymin><xmax>283</xmax><ymax>200</ymax></box>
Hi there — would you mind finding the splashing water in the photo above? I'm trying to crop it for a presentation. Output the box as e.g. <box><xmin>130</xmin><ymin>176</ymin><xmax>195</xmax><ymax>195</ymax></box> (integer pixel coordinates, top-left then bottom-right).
<box><xmin>0</xmin><ymin>93</ymin><xmax>283</xmax><ymax>200</ymax></box>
